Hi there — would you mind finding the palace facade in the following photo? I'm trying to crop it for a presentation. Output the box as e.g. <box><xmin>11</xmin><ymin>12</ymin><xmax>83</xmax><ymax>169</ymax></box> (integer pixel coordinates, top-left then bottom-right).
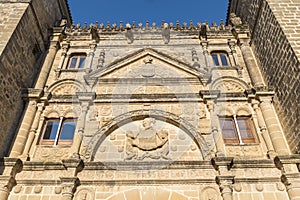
<box><xmin>0</xmin><ymin>0</ymin><xmax>299</xmax><ymax>200</ymax></box>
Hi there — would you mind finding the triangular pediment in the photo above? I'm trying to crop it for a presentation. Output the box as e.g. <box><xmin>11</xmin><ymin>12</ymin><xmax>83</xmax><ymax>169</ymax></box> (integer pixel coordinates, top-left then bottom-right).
<box><xmin>87</xmin><ymin>48</ymin><xmax>205</xmax><ymax>80</ymax></box>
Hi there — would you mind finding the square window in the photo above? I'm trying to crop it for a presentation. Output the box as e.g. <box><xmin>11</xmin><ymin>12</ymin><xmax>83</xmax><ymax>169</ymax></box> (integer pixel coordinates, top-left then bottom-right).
<box><xmin>211</xmin><ymin>52</ymin><xmax>230</xmax><ymax>67</ymax></box>
<box><xmin>67</xmin><ymin>54</ymin><xmax>86</xmax><ymax>69</ymax></box>
<box><xmin>40</xmin><ymin>118</ymin><xmax>76</xmax><ymax>146</ymax></box>
<box><xmin>219</xmin><ymin>116</ymin><xmax>256</xmax><ymax>144</ymax></box>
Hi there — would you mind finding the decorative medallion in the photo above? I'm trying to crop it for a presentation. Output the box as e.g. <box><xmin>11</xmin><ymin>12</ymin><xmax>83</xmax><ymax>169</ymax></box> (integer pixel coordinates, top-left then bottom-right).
<box><xmin>125</xmin><ymin>118</ymin><xmax>169</xmax><ymax>160</ymax></box>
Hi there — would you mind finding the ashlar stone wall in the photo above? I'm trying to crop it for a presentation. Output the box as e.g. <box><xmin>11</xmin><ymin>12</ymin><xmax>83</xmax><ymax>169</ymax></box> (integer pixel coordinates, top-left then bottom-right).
<box><xmin>0</xmin><ymin>0</ymin><xmax>71</xmax><ymax>157</ymax></box>
<box><xmin>228</xmin><ymin>0</ymin><xmax>300</xmax><ymax>153</ymax></box>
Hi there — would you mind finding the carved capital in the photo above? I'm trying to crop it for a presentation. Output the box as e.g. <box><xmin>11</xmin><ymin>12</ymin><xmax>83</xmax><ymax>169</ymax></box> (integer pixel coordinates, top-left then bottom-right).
<box><xmin>61</xmin><ymin>42</ymin><xmax>70</xmax><ymax>54</ymax></box>
<box><xmin>89</xmin><ymin>42</ymin><xmax>97</xmax><ymax>51</ymax></box>
<box><xmin>216</xmin><ymin>175</ymin><xmax>234</xmax><ymax>195</ymax></box>
<box><xmin>251</xmin><ymin>99</ymin><xmax>260</xmax><ymax>110</ymax></box>
<box><xmin>60</xmin><ymin>177</ymin><xmax>79</xmax><ymax>197</ymax></box>
<box><xmin>258</xmin><ymin>96</ymin><xmax>273</xmax><ymax>105</ymax></box>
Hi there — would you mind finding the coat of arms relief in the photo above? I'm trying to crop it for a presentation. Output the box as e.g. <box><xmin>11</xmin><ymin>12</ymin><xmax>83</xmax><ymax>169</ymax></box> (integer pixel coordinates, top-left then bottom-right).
<box><xmin>125</xmin><ymin>118</ymin><xmax>170</xmax><ymax>160</ymax></box>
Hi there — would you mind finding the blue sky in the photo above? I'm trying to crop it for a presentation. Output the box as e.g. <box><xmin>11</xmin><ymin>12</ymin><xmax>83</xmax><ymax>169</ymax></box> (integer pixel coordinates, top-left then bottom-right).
<box><xmin>68</xmin><ymin>0</ymin><xmax>229</xmax><ymax>25</ymax></box>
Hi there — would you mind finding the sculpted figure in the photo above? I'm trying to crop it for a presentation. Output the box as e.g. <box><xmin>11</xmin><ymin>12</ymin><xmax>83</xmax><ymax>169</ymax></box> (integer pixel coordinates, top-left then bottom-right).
<box><xmin>229</xmin><ymin>13</ymin><xmax>243</xmax><ymax>26</ymax></box>
<box><xmin>125</xmin><ymin>23</ymin><xmax>134</xmax><ymax>44</ymax></box>
<box><xmin>161</xmin><ymin>23</ymin><xmax>170</xmax><ymax>44</ymax></box>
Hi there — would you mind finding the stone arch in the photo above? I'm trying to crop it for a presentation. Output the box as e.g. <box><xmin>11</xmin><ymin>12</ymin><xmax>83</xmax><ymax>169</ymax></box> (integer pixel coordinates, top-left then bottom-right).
<box><xmin>236</xmin><ymin>105</ymin><xmax>253</xmax><ymax>116</ymax></box>
<box><xmin>63</xmin><ymin>107</ymin><xmax>81</xmax><ymax>118</ymax></box>
<box><xmin>87</xmin><ymin>109</ymin><xmax>210</xmax><ymax>161</ymax></box>
<box><xmin>47</xmin><ymin>79</ymin><xmax>86</xmax><ymax>95</ymax></box>
<box><xmin>210</xmin><ymin>76</ymin><xmax>249</xmax><ymax>93</ymax></box>
<box><xmin>43</xmin><ymin>110</ymin><xmax>60</xmax><ymax>118</ymax></box>
<box><xmin>106</xmin><ymin>188</ymin><xmax>188</xmax><ymax>200</ymax></box>
<box><xmin>216</xmin><ymin>105</ymin><xmax>235</xmax><ymax>116</ymax></box>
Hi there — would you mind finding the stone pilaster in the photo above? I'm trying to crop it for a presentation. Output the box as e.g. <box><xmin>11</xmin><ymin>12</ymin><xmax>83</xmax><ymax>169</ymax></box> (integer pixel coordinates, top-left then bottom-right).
<box><xmin>207</xmin><ymin>101</ymin><xmax>226</xmax><ymax>157</ymax></box>
<box><xmin>86</xmin><ymin>41</ymin><xmax>97</xmax><ymax>72</ymax></box>
<box><xmin>201</xmin><ymin>41</ymin><xmax>211</xmax><ymax>69</ymax></box>
<box><xmin>71</xmin><ymin>92</ymin><xmax>96</xmax><ymax>158</ymax></box>
<box><xmin>55</xmin><ymin>41</ymin><xmax>70</xmax><ymax>78</ymax></box>
<box><xmin>258</xmin><ymin>94</ymin><xmax>290</xmax><ymax>155</ymax></box>
<box><xmin>228</xmin><ymin>40</ymin><xmax>238</xmax><ymax>66</ymax></box>
<box><xmin>201</xmin><ymin>90</ymin><xmax>225</xmax><ymax>157</ymax></box>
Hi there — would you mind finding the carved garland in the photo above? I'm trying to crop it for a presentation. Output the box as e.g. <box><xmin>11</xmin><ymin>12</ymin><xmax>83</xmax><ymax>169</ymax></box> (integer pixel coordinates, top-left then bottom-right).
<box><xmin>86</xmin><ymin>109</ymin><xmax>210</xmax><ymax>160</ymax></box>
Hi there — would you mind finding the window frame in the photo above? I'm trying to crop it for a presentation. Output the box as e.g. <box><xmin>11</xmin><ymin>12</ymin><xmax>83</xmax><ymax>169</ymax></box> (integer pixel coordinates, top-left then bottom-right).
<box><xmin>219</xmin><ymin>115</ymin><xmax>257</xmax><ymax>144</ymax></box>
<box><xmin>211</xmin><ymin>51</ymin><xmax>230</xmax><ymax>67</ymax></box>
<box><xmin>67</xmin><ymin>53</ymin><xmax>87</xmax><ymax>69</ymax></box>
<box><xmin>40</xmin><ymin>118</ymin><xmax>77</xmax><ymax>146</ymax></box>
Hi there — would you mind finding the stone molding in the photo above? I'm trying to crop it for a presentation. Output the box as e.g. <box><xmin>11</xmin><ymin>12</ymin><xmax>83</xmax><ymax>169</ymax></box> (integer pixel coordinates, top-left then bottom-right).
<box><xmin>86</xmin><ymin>109</ymin><xmax>210</xmax><ymax>160</ymax></box>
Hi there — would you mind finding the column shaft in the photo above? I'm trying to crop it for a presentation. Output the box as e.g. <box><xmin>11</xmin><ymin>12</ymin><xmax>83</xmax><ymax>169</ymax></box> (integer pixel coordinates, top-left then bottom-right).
<box><xmin>239</xmin><ymin>43</ymin><xmax>264</xmax><ymax>87</ymax></box>
<box><xmin>259</xmin><ymin>99</ymin><xmax>289</xmax><ymax>155</ymax></box>
<box><xmin>22</xmin><ymin>103</ymin><xmax>44</xmax><ymax>157</ymax></box>
<box><xmin>10</xmin><ymin>101</ymin><xmax>37</xmax><ymax>157</ymax></box>
<box><xmin>35</xmin><ymin>43</ymin><xmax>59</xmax><ymax>89</ymax></box>
<box><xmin>252</xmin><ymin>101</ymin><xmax>275</xmax><ymax>156</ymax></box>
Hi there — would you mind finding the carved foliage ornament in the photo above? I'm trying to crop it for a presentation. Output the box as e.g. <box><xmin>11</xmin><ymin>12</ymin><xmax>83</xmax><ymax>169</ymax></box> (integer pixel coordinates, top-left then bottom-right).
<box><xmin>213</xmin><ymin>81</ymin><xmax>245</xmax><ymax>92</ymax></box>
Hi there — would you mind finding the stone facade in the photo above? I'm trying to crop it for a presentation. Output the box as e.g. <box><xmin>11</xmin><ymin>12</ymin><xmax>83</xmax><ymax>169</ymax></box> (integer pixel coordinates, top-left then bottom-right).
<box><xmin>0</xmin><ymin>0</ymin><xmax>71</xmax><ymax>157</ymax></box>
<box><xmin>0</xmin><ymin>1</ymin><xmax>299</xmax><ymax>200</ymax></box>
<box><xmin>228</xmin><ymin>0</ymin><xmax>300</xmax><ymax>153</ymax></box>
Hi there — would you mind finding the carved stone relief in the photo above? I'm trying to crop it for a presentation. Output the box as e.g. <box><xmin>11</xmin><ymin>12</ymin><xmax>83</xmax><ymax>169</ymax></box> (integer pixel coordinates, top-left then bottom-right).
<box><xmin>125</xmin><ymin>118</ymin><xmax>169</xmax><ymax>160</ymax></box>
<box><xmin>33</xmin><ymin>147</ymin><xmax>70</xmax><ymax>161</ymax></box>
<box><xmin>201</xmin><ymin>187</ymin><xmax>220</xmax><ymax>200</ymax></box>
<box><xmin>87</xmin><ymin>109</ymin><xmax>210</xmax><ymax>161</ymax></box>
<box><xmin>50</xmin><ymin>82</ymin><xmax>84</xmax><ymax>95</ymax></box>
<box><xmin>74</xmin><ymin>188</ymin><xmax>94</xmax><ymax>200</ymax></box>
<box><xmin>213</xmin><ymin>81</ymin><xmax>245</xmax><ymax>92</ymax></box>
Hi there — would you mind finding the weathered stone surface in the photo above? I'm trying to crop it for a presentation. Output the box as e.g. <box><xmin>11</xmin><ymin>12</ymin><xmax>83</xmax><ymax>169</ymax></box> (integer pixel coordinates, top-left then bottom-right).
<box><xmin>0</xmin><ymin>0</ymin><xmax>71</xmax><ymax>157</ymax></box>
<box><xmin>228</xmin><ymin>0</ymin><xmax>300</xmax><ymax>153</ymax></box>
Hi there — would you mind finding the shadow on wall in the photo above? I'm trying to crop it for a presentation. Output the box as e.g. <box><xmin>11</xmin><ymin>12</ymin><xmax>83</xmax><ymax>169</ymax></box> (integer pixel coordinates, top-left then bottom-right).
<box><xmin>0</xmin><ymin>160</ymin><xmax>3</xmax><ymax>175</ymax></box>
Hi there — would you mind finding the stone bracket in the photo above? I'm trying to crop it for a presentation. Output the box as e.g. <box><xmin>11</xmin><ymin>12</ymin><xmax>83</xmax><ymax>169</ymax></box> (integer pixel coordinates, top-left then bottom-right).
<box><xmin>211</xmin><ymin>157</ymin><xmax>234</xmax><ymax>171</ymax></box>
<box><xmin>62</xmin><ymin>159</ymin><xmax>84</xmax><ymax>175</ymax></box>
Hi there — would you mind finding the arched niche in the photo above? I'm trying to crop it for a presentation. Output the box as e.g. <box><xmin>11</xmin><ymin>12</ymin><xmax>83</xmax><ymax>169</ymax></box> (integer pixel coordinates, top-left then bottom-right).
<box><xmin>47</xmin><ymin>79</ymin><xmax>86</xmax><ymax>95</ymax></box>
<box><xmin>86</xmin><ymin>109</ymin><xmax>211</xmax><ymax>161</ymax></box>
<box><xmin>210</xmin><ymin>76</ymin><xmax>249</xmax><ymax>93</ymax></box>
